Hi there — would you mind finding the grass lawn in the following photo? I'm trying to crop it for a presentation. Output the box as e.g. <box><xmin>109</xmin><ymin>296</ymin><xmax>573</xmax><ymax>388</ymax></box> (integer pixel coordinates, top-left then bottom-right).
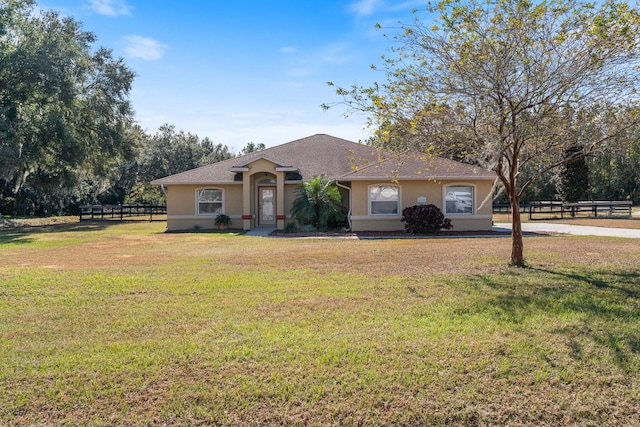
<box><xmin>1</xmin><ymin>221</ymin><xmax>639</xmax><ymax>425</ymax></box>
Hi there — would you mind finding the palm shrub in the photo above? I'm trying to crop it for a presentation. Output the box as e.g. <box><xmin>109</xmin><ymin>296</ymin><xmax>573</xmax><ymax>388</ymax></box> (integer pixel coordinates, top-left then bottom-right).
<box><xmin>401</xmin><ymin>204</ymin><xmax>453</xmax><ymax>234</ymax></box>
<box><xmin>290</xmin><ymin>175</ymin><xmax>346</xmax><ymax>230</ymax></box>
<box><xmin>214</xmin><ymin>214</ymin><xmax>231</xmax><ymax>229</ymax></box>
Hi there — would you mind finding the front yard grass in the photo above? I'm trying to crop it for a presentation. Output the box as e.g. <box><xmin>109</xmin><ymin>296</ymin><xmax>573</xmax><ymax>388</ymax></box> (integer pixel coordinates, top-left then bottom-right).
<box><xmin>1</xmin><ymin>222</ymin><xmax>639</xmax><ymax>425</ymax></box>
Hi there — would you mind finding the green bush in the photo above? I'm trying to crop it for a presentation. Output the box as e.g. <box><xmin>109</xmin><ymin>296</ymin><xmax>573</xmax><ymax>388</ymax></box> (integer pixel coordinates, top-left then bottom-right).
<box><xmin>214</xmin><ymin>214</ymin><xmax>231</xmax><ymax>229</ymax></box>
<box><xmin>284</xmin><ymin>222</ymin><xmax>299</xmax><ymax>233</ymax></box>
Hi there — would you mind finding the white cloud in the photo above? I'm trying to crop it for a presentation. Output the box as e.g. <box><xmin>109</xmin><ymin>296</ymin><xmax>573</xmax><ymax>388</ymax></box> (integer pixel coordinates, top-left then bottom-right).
<box><xmin>349</xmin><ymin>0</ymin><xmax>426</xmax><ymax>18</ymax></box>
<box><xmin>349</xmin><ymin>0</ymin><xmax>383</xmax><ymax>17</ymax></box>
<box><xmin>279</xmin><ymin>81</ymin><xmax>305</xmax><ymax>88</ymax></box>
<box><xmin>88</xmin><ymin>0</ymin><xmax>131</xmax><ymax>17</ymax></box>
<box><xmin>280</xmin><ymin>46</ymin><xmax>297</xmax><ymax>54</ymax></box>
<box><xmin>123</xmin><ymin>36</ymin><xmax>169</xmax><ymax>61</ymax></box>
<box><xmin>317</xmin><ymin>43</ymin><xmax>351</xmax><ymax>65</ymax></box>
<box><xmin>133</xmin><ymin>103</ymin><xmax>371</xmax><ymax>151</ymax></box>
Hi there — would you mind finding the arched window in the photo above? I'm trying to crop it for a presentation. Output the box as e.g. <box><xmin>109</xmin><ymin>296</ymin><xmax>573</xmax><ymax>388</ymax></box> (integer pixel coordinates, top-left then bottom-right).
<box><xmin>444</xmin><ymin>185</ymin><xmax>474</xmax><ymax>214</ymax></box>
<box><xmin>369</xmin><ymin>185</ymin><xmax>400</xmax><ymax>215</ymax></box>
<box><xmin>197</xmin><ymin>188</ymin><xmax>223</xmax><ymax>215</ymax></box>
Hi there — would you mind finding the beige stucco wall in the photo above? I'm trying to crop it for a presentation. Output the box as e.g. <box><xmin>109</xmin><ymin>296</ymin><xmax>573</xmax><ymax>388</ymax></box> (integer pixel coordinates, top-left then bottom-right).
<box><xmin>163</xmin><ymin>176</ymin><xmax>493</xmax><ymax>232</ymax></box>
<box><xmin>283</xmin><ymin>184</ymin><xmax>298</xmax><ymax>218</ymax></box>
<box><xmin>348</xmin><ymin>179</ymin><xmax>493</xmax><ymax>232</ymax></box>
<box><xmin>164</xmin><ymin>184</ymin><xmax>243</xmax><ymax>231</ymax></box>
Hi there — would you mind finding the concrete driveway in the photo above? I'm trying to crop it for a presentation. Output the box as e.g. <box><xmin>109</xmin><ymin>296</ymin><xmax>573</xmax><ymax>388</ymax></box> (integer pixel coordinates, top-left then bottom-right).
<box><xmin>493</xmin><ymin>222</ymin><xmax>640</xmax><ymax>238</ymax></box>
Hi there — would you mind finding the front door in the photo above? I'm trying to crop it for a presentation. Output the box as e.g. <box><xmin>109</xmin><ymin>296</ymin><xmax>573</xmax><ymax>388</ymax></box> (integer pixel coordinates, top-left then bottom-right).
<box><xmin>258</xmin><ymin>186</ymin><xmax>276</xmax><ymax>226</ymax></box>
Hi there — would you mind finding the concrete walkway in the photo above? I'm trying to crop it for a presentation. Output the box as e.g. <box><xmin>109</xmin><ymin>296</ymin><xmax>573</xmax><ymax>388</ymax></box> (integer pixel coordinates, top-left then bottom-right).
<box><xmin>493</xmin><ymin>222</ymin><xmax>640</xmax><ymax>239</ymax></box>
<box><xmin>244</xmin><ymin>227</ymin><xmax>276</xmax><ymax>237</ymax></box>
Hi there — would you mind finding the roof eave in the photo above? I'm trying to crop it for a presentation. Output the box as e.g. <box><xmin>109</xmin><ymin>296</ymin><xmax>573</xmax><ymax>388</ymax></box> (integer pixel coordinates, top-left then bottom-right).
<box><xmin>151</xmin><ymin>180</ymin><xmax>242</xmax><ymax>186</ymax></box>
<box><xmin>340</xmin><ymin>174</ymin><xmax>496</xmax><ymax>181</ymax></box>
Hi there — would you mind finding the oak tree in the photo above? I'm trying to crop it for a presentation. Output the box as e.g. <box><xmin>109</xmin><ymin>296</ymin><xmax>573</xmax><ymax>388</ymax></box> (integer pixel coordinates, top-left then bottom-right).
<box><xmin>0</xmin><ymin>0</ymin><xmax>135</xmax><ymax>214</ymax></box>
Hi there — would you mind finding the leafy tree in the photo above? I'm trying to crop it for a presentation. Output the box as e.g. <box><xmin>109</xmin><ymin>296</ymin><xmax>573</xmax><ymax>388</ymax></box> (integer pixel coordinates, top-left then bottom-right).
<box><xmin>240</xmin><ymin>141</ymin><xmax>266</xmax><ymax>155</ymax></box>
<box><xmin>327</xmin><ymin>0</ymin><xmax>640</xmax><ymax>265</ymax></box>
<box><xmin>290</xmin><ymin>175</ymin><xmax>346</xmax><ymax>230</ymax></box>
<box><xmin>587</xmin><ymin>118</ymin><xmax>640</xmax><ymax>203</ymax></box>
<box><xmin>137</xmin><ymin>124</ymin><xmax>233</xmax><ymax>181</ymax></box>
<box><xmin>558</xmin><ymin>145</ymin><xmax>589</xmax><ymax>203</ymax></box>
<box><xmin>200</xmin><ymin>139</ymin><xmax>235</xmax><ymax>166</ymax></box>
<box><xmin>133</xmin><ymin>124</ymin><xmax>234</xmax><ymax>203</ymax></box>
<box><xmin>0</xmin><ymin>0</ymin><xmax>136</xmax><ymax>215</ymax></box>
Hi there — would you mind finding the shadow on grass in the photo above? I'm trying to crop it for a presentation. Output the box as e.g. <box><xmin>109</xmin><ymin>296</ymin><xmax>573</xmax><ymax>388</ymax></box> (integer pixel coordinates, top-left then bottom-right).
<box><xmin>531</xmin><ymin>266</ymin><xmax>640</xmax><ymax>299</ymax></box>
<box><xmin>469</xmin><ymin>267</ymin><xmax>640</xmax><ymax>371</ymax></box>
<box><xmin>0</xmin><ymin>221</ymin><xmax>116</xmax><ymax>245</ymax></box>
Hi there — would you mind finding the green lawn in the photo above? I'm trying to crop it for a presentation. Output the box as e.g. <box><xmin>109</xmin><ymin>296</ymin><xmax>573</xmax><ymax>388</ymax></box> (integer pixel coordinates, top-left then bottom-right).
<box><xmin>1</xmin><ymin>222</ymin><xmax>639</xmax><ymax>425</ymax></box>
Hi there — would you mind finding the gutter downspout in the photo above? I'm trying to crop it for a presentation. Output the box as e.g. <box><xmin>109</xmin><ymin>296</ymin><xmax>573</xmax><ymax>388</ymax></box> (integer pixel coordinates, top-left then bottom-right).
<box><xmin>336</xmin><ymin>181</ymin><xmax>352</xmax><ymax>231</ymax></box>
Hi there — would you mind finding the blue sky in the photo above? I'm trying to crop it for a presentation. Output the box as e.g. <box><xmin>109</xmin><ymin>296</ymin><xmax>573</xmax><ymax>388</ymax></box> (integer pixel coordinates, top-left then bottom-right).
<box><xmin>41</xmin><ymin>0</ymin><xmax>425</xmax><ymax>151</ymax></box>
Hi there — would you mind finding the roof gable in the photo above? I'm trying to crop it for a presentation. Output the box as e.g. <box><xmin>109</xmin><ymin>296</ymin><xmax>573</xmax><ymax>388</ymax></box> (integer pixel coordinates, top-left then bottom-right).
<box><xmin>232</xmin><ymin>154</ymin><xmax>293</xmax><ymax>169</ymax></box>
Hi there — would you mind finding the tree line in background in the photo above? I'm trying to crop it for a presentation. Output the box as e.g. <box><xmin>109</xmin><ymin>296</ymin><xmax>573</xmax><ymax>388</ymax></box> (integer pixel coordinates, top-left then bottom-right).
<box><xmin>0</xmin><ymin>0</ymin><xmax>264</xmax><ymax>216</ymax></box>
<box><xmin>1</xmin><ymin>117</ymin><xmax>265</xmax><ymax>215</ymax></box>
<box><xmin>2</xmin><ymin>0</ymin><xmax>640</xmax><ymax>222</ymax></box>
<box><xmin>496</xmin><ymin>137</ymin><xmax>640</xmax><ymax>206</ymax></box>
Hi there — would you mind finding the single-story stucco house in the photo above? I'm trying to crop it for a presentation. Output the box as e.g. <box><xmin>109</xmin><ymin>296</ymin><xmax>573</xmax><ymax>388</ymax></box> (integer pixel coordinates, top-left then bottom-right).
<box><xmin>151</xmin><ymin>134</ymin><xmax>496</xmax><ymax>232</ymax></box>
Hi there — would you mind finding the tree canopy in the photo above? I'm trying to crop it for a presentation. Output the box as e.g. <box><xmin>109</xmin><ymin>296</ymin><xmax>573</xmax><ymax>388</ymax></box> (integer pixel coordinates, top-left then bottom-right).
<box><xmin>0</xmin><ymin>1</ymin><xmax>239</xmax><ymax>216</ymax></box>
<box><xmin>130</xmin><ymin>124</ymin><xmax>234</xmax><ymax>204</ymax></box>
<box><xmin>240</xmin><ymin>141</ymin><xmax>266</xmax><ymax>155</ymax></box>
<box><xmin>328</xmin><ymin>0</ymin><xmax>640</xmax><ymax>265</ymax></box>
<box><xmin>0</xmin><ymin>0</ymin><xmax>136</xmax><ymax>214</ymax></box>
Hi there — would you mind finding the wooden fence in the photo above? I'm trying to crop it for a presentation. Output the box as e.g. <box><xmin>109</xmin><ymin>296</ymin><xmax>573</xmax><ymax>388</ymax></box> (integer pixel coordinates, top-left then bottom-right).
<box><xmin>528</xmin><ymin>200</ymin><xmax>632</xmax><ymax>220</ymax></box>
<box><xmin>493</xmin><ymin>203</ymin><xmax>530</xmax><ymax>214</ymax></box>
<box><xmin>79</xmin><ymin>204</ymin><xmax>166</xmax><ymax>221</ymax></box>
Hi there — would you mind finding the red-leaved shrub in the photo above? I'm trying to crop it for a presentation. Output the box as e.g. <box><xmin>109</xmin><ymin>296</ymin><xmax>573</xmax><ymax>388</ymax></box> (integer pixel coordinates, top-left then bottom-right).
<box><xmin>401</xmin><ymin>204</ymin><xmax>453</xmax><ymax>234</ymax></box>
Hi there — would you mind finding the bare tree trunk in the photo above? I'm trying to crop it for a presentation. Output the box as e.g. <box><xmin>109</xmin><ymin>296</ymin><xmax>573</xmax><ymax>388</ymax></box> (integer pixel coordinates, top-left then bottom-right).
<box><xmin>510</xmin><ymin>199</ymin><xmax>525</xmax><ymax>266</ymax></box>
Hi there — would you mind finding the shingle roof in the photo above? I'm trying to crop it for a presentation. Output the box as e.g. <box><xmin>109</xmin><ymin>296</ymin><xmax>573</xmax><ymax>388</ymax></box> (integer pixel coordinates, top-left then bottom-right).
<box><xmin>151</xmin><ymin>134</ymin><xmax>495</xmax><ymax>185</ymax></box>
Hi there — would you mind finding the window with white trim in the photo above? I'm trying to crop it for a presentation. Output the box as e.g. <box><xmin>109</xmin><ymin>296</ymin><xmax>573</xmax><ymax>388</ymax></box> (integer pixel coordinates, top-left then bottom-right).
<box><xmin>445</xmin><ymin>185</ymin><xmax>474</xmax><ymax>214</ymax></box>
<box><xmin>197</xmin><ymin>189</ymin><xmax>223</xmax><ymax>215</ymax></box>
<box><xmin>369</xmin><ymin>185</ymin><xmax>399</xmax><ymax>215</ymax></box>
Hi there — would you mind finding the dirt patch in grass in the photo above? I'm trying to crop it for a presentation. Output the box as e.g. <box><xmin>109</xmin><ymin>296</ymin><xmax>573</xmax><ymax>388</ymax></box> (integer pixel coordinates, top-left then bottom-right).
<box><xmin>3</xmin><ymin>221</ymin><xmax>636</xmax><ymax>276</ymax></box>
<box><xmin>0</xmin><ymin>216</ymin><xmax>78</xmax><ymax>228</ymax></box>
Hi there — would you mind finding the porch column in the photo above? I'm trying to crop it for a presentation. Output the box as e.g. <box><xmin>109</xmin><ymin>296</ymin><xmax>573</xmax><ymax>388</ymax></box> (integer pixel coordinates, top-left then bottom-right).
<box><xmin>242</xmin><ymin>172</ymin><xmax>252</xmax><ymax>230</ymax></box>
<box><xmin>276</xmin><ymin>171</ymin><xmax>286</xmax><ymax>230</ymax></box>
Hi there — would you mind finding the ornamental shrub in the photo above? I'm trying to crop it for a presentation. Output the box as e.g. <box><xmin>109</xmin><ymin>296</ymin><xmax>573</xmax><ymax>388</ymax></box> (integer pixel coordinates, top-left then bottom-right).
<box><xmin>401</xmin><ymin>204</ymin><xmax>453</xmax><ymax>234</ymax></box>
<box><xmin>291</xmin><ymin>175</ymin><xmax>346</xmax><ymax>230</ymax></box>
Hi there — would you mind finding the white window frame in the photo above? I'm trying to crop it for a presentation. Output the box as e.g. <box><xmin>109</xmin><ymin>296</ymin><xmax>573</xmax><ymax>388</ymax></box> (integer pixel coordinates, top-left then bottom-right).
<box><xmin>368</xmin><ymin>184</ymin><xmax>401</xmax><ymax>215</ymax></box>
<box><xmin>444</xmin><ymin>184</ymin><xmax>475</xmax><ymax>215</ymax></box>
<box><xmin>196</xmin><ymin>188</ymin><xmax>224</xmax><ymax>216</ymax></box>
